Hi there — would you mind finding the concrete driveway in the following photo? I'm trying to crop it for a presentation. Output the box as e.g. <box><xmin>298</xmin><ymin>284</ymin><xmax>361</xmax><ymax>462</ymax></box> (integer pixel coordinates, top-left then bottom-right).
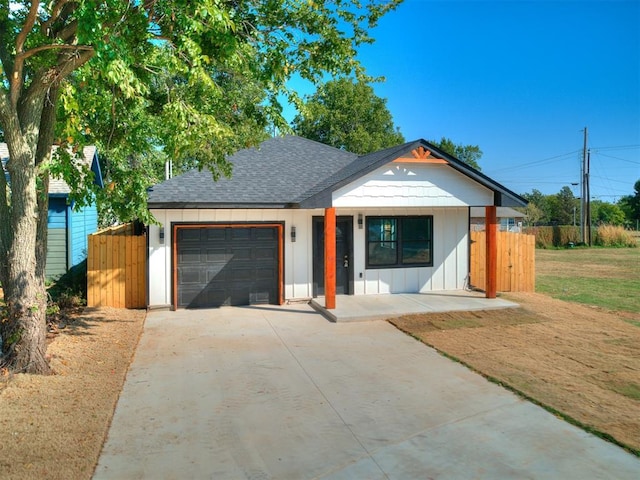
<box><xmin>94</xmin><ymin>304</ymin><xmax>640</xmax><ymax>479</ymax></box>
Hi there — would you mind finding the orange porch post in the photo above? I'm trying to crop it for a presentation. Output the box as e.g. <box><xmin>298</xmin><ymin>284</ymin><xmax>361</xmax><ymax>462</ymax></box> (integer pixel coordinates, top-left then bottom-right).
<box><xmin>485</xmin><ymin>205</ymin><xmax>498</xmax><ymax>299</ymax></box>
<box><xmin>324</xmin><ymin>207</ymin><xmax>336</xmax><ymax>309</ymax></box>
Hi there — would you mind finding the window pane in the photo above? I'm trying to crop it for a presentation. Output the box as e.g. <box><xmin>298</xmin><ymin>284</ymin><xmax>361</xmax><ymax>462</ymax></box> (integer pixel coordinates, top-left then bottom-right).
<box><xmin>368</xmin><ymin>242</ymin><xmax>398</xmax><ymax>266</ymax></box>
<box><xmin>402</xmin><ymin>241</ymin><xmax>431</xmax><ymax>264</ymax></box>
<box><xmin>368</xmin><ymin>218</ymin><xmax>397</xmax><ymax>243</ymax></box>
<box><xmin>366</xmin><ymin>216</ymin><xmax>432</xmax><ymax>268</ymax></box>
<box><xmin>402</xmin><ymin>217</ymin><xmax>430</xmax><ymax>242</ymax></box>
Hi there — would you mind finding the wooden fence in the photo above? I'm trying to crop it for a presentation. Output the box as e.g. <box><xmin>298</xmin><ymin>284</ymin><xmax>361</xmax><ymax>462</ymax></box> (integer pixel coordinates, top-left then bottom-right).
<box><xmin>470</xmin><ymin>231</ymin><xmax>535</xmax><ymax>292</ymax></box>
<box><xmin>87</xmin><ymin>224</ymin><xmax>146</xmax><ymax>308</ymax></box>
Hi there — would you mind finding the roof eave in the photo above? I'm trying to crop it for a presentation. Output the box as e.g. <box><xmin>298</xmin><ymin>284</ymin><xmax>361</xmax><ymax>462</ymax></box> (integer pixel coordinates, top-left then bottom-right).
<box><xmin>148</xmin><ymin>202</ymin><xmax>298</xmax><ymax>210</ymax></box>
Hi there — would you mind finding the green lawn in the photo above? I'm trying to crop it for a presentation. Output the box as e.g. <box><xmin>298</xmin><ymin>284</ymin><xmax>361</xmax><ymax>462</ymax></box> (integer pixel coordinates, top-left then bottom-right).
<box><xmin>536</xmin><ymin>248</ymin><xmax>640</xmax><ymax>314</ymax></box>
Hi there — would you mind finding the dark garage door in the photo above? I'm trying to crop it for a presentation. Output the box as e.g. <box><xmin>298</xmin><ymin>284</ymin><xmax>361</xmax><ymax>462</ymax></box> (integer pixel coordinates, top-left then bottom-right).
<box><xmin>176</xmin><ymin>225</ymin><xmax>280</xmax><ymax>308</ymax></box>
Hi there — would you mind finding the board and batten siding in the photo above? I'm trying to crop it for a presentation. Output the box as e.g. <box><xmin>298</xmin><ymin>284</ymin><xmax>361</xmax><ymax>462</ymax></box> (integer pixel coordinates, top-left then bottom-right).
<box><xmin>331</xmin><ymin>162</ymin><xmax>492</xmax><ymax>294</ymax></box>
<box><xmin>148</xmin><ymin>208</ymin><xmax>320</xmax><ymax>307</ymax></box>
<box><xmin>149</xmin><ymin>208</ymin><xmax>471</xmax><ymax>307</ymax></box>
<box><xmin>338</xmin><ymin>207</ymin><xmax>470</xmax><ymax>294</ymax></box>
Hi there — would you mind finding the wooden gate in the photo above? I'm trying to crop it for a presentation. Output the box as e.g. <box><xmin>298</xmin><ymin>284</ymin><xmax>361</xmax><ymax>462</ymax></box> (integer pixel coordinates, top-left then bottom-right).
<box><xmin>87</xmin><ymin>224</ymin><xmax>146</xmax><ymax>308</ymax></box>
<box><xmin>470</xmin><ymin>231</ymin><xmax>535</xmax><ymax>292</ymax></box>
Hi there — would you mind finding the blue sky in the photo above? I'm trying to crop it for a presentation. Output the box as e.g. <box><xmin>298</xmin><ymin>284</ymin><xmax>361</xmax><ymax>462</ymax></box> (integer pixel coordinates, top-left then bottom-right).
<box><xmin>289</xmin><ymin>0</ymin><xmax>640</xmax><ymax>201</ymax></box>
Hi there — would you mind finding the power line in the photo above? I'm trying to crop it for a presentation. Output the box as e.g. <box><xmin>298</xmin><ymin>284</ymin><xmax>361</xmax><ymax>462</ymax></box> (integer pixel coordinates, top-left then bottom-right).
<box><xmin>595</xmin><ymin>152</ymin><xmax>640</xmax><ymax>164</ymax></box>
<box><xmin>590</xmin><ymin>144</ymin><xmax>640</xmax><ymax>151</ymax></box>
<box><xmin>487</xmin><ymin>150</ymin><xmax>580</xmax><ymax>173</ymax></box>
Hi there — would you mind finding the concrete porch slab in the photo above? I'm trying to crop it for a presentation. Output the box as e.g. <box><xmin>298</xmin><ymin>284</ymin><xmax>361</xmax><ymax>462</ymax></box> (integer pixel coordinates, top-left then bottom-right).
<box><xmin>310</xmin><ymin>290</ymin><xmax>518</xmax><ymax>322</ymax></box>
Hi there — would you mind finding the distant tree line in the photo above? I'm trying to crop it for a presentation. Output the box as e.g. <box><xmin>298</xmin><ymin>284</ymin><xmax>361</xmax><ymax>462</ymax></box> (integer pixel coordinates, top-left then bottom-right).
<box><xmin>521</xmin><ymin>179</ymin><xmax>640</xmax><ymax>229</ymax></box>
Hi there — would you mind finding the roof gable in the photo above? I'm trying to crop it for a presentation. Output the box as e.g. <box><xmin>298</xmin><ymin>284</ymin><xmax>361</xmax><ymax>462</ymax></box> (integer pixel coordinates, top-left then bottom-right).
<box><xmin>298</xmin><ymin>139</ymin><xmax>527</xmax><ymax>208</ymax></box>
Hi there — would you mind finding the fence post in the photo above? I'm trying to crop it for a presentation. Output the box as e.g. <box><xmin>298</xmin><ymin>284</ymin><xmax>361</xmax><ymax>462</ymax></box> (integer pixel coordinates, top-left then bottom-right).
<box><xmin>485</xmin><ymin>206</ymin><xmax>498</xmax><ymax>298</ymax></box>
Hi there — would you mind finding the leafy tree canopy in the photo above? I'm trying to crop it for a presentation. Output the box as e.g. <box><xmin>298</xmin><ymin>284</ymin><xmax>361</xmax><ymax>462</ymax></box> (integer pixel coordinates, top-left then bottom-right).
<box><xmin>292</xmin><ymin>77</ymin><xmax>404</xmax><ymax>154</ymax></box>
<box><xmin>0</xmin><ymin>0</ymin><xmax>402</xmax><ymax>374</ymax></box>
<box><xmin>618</xmin><ymin>179</ymin><xmax>640</xmax><ymax>226</ymax></box>
<box><xmin>430</xmin><ymin>137</ymin><xmax>483</xmax><ymax>171</ymax></box>
<box><xmin>520</xmin><ymin>183</ymin><xmax>640</xmax><ymax>227</ymax></box>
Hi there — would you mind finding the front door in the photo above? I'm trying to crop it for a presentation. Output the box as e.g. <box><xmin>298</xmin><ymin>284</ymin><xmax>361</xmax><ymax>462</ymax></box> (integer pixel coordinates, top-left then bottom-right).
<box><xmin>313</xmin><ymin>216</ymin><xmax>353</xmax><ymax>296</ymax></box>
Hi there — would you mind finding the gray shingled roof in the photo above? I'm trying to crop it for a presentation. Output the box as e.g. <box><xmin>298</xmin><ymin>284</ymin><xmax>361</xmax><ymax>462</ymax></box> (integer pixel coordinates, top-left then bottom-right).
<box><xmin>1</xmin><ymin>143</ymin><xmax>99</xmax><ymax>195</ymax></box>
<box><xmin>147</xmin><ymin>136</ymin><xmax>357</xmax><ymax>208</ymax></box>
<box><xmin>147</xmin><ymin>135</ymin><xmax>527</xmax><ymax>209</ymax></box>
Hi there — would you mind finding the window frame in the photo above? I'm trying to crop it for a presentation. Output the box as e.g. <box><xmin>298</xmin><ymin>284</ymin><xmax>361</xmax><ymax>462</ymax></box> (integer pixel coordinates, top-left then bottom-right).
<box><xmin>365</xmin><ymin>215</ymin><xmax>434</xmax><ymax>269</ymax></box>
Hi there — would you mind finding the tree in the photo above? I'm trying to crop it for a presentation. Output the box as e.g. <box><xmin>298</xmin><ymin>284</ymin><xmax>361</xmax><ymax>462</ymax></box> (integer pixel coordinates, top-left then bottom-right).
<box><xmin>618</xmin><ymin>179</ymin><xmax>640</xmax><ymax>228</ymax></box>
<box><xmin>551</xmin><ymin>186</ymin><xmax>578</xmax><ymax>225</ymax></box>
<box><xmin>430</xmin><ymin>137</ymin><xmax>483</xmax><ymax>170</ymax></box>
<box><xmin>522</xmin><ymin>203</ymin><xmax>544</xmax><ymax>227</ymax></box>
<box><xmin>292</xmin><ymin>78</ymin><xmax>404</xmax><ymax>154</ymax></box>
<box><xmin>591</xmin><ymin>201</ymin><xmax>625</xmax><ymax>226</ymax></box>
<box><xmin>522</xmin><ymin>189</ymin><xmax>550</xmax><ymax>225</ymax></box>
<box><xmin>0</xmin><ymin>0</ymin><xmax>401</xmax><ymax>373</ymax></box>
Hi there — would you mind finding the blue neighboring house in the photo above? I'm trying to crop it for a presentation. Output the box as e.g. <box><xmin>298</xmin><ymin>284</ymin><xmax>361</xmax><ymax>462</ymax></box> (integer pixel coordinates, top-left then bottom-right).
<box><xmin>1</xmin><ymin>143</ymin><xmax>104</xmax><ymax>278</ymax></box>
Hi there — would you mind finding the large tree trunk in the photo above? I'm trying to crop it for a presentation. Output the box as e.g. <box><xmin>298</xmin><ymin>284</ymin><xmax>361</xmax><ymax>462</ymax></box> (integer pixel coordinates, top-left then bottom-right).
<box><xmin>0</xmin><ymin>143</ymin><xmax>51</xmax><ymax>374</ymax></box>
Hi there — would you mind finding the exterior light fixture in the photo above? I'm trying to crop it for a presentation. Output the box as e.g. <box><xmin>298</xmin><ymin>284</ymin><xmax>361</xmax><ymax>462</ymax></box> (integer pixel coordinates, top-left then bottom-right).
<box><xmin>291</xmin><ymin>225</ymin><xmax>296</xmax><ymax>242</ymax></box>
<box><xmin>358</xmin><ymin>214</ymin><xmax>363</xmax><ymax>229</ymax></box>
<box><xmin>159</xmin><ymin>226</ymin><xmax>165</xmax><ymax>244</ymax></box>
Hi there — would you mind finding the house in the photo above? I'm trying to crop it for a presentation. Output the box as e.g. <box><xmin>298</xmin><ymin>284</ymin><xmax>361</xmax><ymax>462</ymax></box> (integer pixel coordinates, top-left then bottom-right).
<box><xmin>146</xmin><ymin>135</ymin><xmax>527</xmax><ymax>310</ymax></box>
<box><xmin>470</xmin><ymin>206</ymin><xmax>526</xmax><ymax>232</ymax></box>
<box><xmin>1</xmin><ymin>143</ymin><xmax>104</xmax><ymax>278</ymax></box>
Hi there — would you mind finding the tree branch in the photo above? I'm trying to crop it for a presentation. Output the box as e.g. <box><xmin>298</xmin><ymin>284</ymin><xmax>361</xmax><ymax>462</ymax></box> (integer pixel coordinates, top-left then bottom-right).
<box><xmin>18</xmin><ymin>49</ymin><xmax>94</xmax><ymax>149</ymax></box>
<box><xmin>11</xmin><ymin>0</ymin><xmax>40</xmax><ymax>107</ymax></box>
<box><xmin>41</xmin><ymin>0</ymin><xmax>73</xmax><ymax>35</ymax></box>
<box><xmin>17</xmin><ymin>43</ymin><xmax>93</xmax><ymax>62</ymax></box>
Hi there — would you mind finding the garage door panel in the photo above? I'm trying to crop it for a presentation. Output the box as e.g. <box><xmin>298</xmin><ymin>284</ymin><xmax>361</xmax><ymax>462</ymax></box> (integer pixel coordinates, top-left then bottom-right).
<box><xmin>232</xmin><ymin>228</ymin><xmax>251</xmax><ymax>240</ymax></box>
<box><xmin>255</xmin><ymin>247</ymin><xmax>276</xmax><ymax>259</ymax></box>
<box><xmin>179</xmin><ymin>269</ymin><xmax>205</xmax><ymax>285</ymax></box>
<box><xmin>206</xmin><ymin>229</ymin><xmax>227</xmax><ymax>241</ymax></box>
<box><xmin>179</xmin><ymin>229</ymin><xmax>202</xmax><ymax>242</ymax></box>
<box><xmin>205</xmin><ymin>249</ymin><xmax>229</xmax><ymax>263</ymax></box>
<box><xmin>254</xmin><ymin>228</ymin><xmax>276</xmax><ymax>240</ymax></box>
<box><xmin>176</xmin><ymin>225</ymin><xmax>280</xmax><ymax>308</ymax></box>
<box><xmin>231</xmin><ymin>248</ymin><xmax>252</xmax><ymax>260</ymax></box>
<box><xmin>179</xmin><ymin>248</ymin><xmax>202</xmax><ymax>263</ymax></box>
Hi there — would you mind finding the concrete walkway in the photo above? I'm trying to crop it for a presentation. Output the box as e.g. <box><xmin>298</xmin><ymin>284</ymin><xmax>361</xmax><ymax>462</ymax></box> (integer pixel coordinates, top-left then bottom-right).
<box><xmin>94</xmin><ymin>304</ymin><xmax>640</xmax><ymax>479</ymax></box>
<box><xmin>311</xmin><ymin>291</ymin><xmax>518</xmax><ymax>322</ymax></box>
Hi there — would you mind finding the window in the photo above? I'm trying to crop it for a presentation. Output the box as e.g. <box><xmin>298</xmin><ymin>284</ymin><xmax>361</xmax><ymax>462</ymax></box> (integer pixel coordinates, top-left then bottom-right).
<box><xmin>367</xmin><ymin>216</ymin><xmax>433</xmax><ymax>268</ymax></box>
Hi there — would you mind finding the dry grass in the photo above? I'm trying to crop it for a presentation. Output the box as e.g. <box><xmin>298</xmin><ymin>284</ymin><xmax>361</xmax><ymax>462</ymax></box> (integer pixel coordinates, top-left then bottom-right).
<box><xmin>391</xmin><ymin>293</ymin><xmax>640</xmax><ymax>455</ymax></box>
<box><xmin>596</xmin><ymin>225</ymin><xmax>637</xmax><ymax>247</ymax></box>
<box><xmin>0</xmin><ymin>308</ymin><xmax>145</xmax><ymax>480</ymax></box>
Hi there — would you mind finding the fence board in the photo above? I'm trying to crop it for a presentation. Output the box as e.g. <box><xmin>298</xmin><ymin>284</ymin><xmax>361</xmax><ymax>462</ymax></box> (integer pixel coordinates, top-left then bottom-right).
<box><xmin>87</xmin><ymin>226</ymin><xmax>146</xmax><ymax>308</ymax></box>
<box><xmin>470</xmin><ymin>231</ymin><xmax>535</xmax><ymax>293</ymax></box>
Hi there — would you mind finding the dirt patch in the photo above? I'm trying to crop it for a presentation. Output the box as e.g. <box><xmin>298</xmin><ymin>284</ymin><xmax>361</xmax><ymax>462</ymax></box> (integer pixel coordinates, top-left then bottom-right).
<box><xmin>0</xmin><ymin>307</ymin><xmax>145</xmax><ymax>480</ymax></box>
<box><xmin>390</xmin><ymin>292</ymin><xmax>640</xmax><ymax>454</ymax></box>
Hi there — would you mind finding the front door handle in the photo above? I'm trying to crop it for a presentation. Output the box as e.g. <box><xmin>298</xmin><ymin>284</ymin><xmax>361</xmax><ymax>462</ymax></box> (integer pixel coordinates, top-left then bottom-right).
<box><xmin>343</xmin><ymin>255</ymin><xmax>349</xmax><ymax>268</ymax></box>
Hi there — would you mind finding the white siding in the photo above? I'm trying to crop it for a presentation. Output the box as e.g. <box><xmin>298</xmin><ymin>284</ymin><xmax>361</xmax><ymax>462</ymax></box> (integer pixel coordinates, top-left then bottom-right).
<box><xmin>332</xmin><ymin>163</ymin><xmax>493</xmax><ymax>208</ymax></box>
<box><xmin>343</xmin><ymin>207</ymin><xmax>470</xmax><ymax>295</ymax></box>
<box><xmin>148</xmin><ymin>206</ymin><xmax>471</xmax><ymax>307</ymax></box>
<box><xmin>148</xmin><ymin>208</ymin><xmax>323</xmax><ymax>307</ymax></box>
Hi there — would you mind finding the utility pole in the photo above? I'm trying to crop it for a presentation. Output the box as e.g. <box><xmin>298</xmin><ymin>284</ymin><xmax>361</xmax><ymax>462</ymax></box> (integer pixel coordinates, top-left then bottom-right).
<box><xmin>581</xmin><ymin>127</ymin><xmax>588</xmax><ymax>244</ymax></box>
<box><xmin>586</xmin><ymin>148</ymin><xmax>591</xmax><ymax>246</ymax></box>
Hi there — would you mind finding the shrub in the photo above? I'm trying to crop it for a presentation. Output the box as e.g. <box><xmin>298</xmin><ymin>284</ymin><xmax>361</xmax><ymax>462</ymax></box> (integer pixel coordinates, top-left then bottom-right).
<box><xmin>525</xmin><ymin>226</ymin><xmax>580</xmax><ymax>248</ymax></box>
<box><xmin>595</xmin><ymin>225</ymin><xmax>637</xmax><ymax>248</ymax></box>
<box><xmin>526</xmin><ymin>226</ymin><xmax>553</xmax><ymax>248</ymax></box>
